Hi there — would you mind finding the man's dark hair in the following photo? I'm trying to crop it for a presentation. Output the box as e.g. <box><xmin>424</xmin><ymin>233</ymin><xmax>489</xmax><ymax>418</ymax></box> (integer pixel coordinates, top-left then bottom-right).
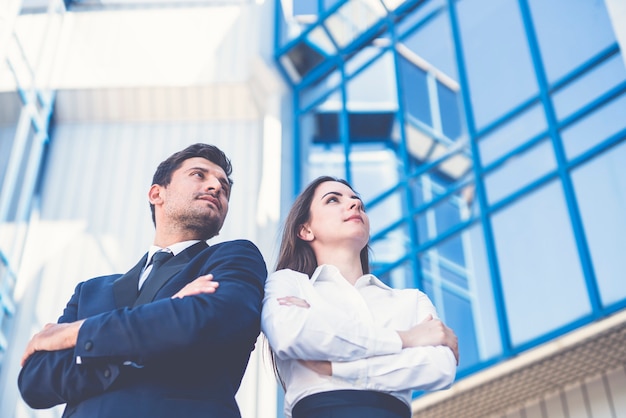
<box><xmin>150</xmin><ymin>143</ymin><xmax>233</xmax><ymax>225</ymax></box>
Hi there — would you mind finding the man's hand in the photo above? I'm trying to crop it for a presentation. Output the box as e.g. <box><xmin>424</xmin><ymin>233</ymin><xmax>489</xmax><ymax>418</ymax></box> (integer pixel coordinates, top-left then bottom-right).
<box><xmin>300</xmin><ymin>360</ymin><xmax>332</xmax><ymax>376</ymax></box>
<box><xmin>397</xmin><ymin>315</ymin><xmax>459</xmax><ymax>364</ymax></box>
<box><xmin>21</xmin><ymin>320</ymin><xmax>85</xmax><ymax>367</ymax></box>
<box><xmin>172</xmin><ymin>274</ymin><xmax>219</xmax><ymax>299</ymax></box>
<box><xmin>277</xmin><ymin>296</ymin><xmax>310</xmax><ymax>308</ymax></box>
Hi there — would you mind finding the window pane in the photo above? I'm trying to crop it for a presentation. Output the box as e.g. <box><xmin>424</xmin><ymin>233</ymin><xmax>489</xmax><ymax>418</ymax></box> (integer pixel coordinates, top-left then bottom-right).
<box><xmin>572</xmin><ymin>140</ymin><xmax>626</xmax><ymax>306</ymax></box>
<box><xmin>323</xmin><ymin>0</ymin><xmax>386</xmax><ymax>49</ymax></box>
<box><xmin>561</xmin><ymin>92</ymin><xmax>626</xmax><ymax>160</ymax></box>
<box><xmin>437</xmin><ymin>81</ymin><xmax>463</xmax><ymax>141</ymax></box>
<box><xmin>479</xmin><ymin>104</ymin><xmax>547</xmax><ymax>167</ymax></box>
<box><xmin>399</xmin><ymin>5</ymin><xmax>458</xmax><ymax>81</ymax></box>
<box><xmin>492</xmin><ymin>181</ymin><xmax>591</xmax><ymax>346</ymax></box>
<box><xmin>299</xmin><ymin>69</ymin><xmax>342</xmax><ymax>111</ymax></box>
<box><xmin>527</xmin><ymin>0</ymin><xmax>616</xmax><ymax>83</ymax></box>
<box><xmin>485</xmin><ymin>139</ymin><xmax>556</xmax><ymax>204</ymax></box>
<box><xmin>346</xmin><ymin>50</ymin><xmax>397</xmax><ymax>111</ymax></box>
<box><xmin>413</xmin><ymin>179</ymin><xmax>476</xmax><ymax>246</ymax></box>
<box><xmin>398</xmin><ymin>55</ymin><xmax>432</xmax><ymax>126</ymax></box>
<box><xmin>456</xmin><ymin>0</ymin><xmax>538</xmax><ymax>129</ymax></box>
<box><xmin>419</xmin><ymin>224</ymin><xmax>502</xmax><ymax>370</ymax></box>
<box><xmin>552</xmin><ymin>53</ymin><xmax>626</xmax><ymax>121</ymax></box>
<box><xmin>370</xmin><ymin>221</ymin><xmax>411</xmax><ymax>287</ymax></box>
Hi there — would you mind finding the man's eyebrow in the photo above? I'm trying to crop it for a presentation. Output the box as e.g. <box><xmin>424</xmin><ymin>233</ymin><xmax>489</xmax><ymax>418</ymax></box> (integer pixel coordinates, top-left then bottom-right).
<box><xmin>186</xmin><ymin>166</ymin><xmax>209</xmax><ymax>173</ymax></box>
<box><xmin>187</xmin><ymin>167</ymin><xmax>230</xmax><ymax>189</ymax></box>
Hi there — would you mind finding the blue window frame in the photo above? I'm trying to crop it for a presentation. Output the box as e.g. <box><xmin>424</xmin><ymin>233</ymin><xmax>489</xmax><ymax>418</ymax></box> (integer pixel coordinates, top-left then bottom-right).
<box><xmin>275</xmin><ymin>0</ymin><xmax>626</xmax><ymax>382</ymax></box>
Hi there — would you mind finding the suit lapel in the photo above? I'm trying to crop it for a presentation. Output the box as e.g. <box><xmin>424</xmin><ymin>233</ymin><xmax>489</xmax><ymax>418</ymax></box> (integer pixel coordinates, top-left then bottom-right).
<box><xmin>113</xmin><ymin>254</ymin><xmax>148</xmax><ymax>308</ymax></box>
<box><xmin>133</xmin><ymin>241</ymin><xmax>208</xmax><ymax>307</ymax></box>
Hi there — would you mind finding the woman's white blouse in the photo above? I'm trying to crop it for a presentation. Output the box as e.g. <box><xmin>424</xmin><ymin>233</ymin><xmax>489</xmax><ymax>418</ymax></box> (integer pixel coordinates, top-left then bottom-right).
<box><xmin>261</xmin><ymin>265</ymin><xmax>457</xmax><ymax>417</ymax></box>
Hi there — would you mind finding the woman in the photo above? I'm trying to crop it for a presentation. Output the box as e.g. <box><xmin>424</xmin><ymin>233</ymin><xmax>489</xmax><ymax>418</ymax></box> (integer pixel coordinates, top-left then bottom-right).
<box><xmin>261</xmin><ymin>176</ymin><xmax>459</xmax><ymax>418</ymax></box>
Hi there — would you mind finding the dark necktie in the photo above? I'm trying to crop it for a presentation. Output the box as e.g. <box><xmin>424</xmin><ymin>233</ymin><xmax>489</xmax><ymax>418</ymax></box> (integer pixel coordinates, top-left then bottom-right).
<box><xmin>141</xmin><ymin>250</ymin><xmax>173</xmax><ymax>290</ymax></box>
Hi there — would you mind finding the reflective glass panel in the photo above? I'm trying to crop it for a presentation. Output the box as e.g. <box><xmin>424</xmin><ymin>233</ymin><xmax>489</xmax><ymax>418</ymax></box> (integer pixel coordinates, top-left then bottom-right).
<box><xmin>571</xmin><ymin>140</ymin><xmax>626</xmax><ymax>306</ymax></box>
<box><xmin>485</xmin><ymin>139</ymin><xmax>556</xmax><ymax>205</ymax></box>
<box><xmin>398</xmin><ymin>54</ymin><xmax>432</xmax><ymax>127</ymax></box>
<box><xmin>561</xmin><ymin>92</ymin><xmax>626</xmax><ymax>160</ymax></box>
<box><xmin>419</xmin><ymin>223</ymin><xmax>501</xmax><ymax>370</ymax></box>
<box><xmin>346</xmin><ymin>50</ymin><xmax>397</xmax><ymax>112</ymax></box>
<box><xmin>299</xmin><ymin>68</ymin><xmax>342</xmax><ymax>111</ymax></box>
<box><xmin>492</xmin><ymin>181</ymin><xmax>591</xmax><ymax>346</ymax></box>
<box><xmin>552</xmin><ymin>53</ymin><xmax>626</xmax><ymax>121</ymax></box>
<box><xmin>324</xmin><ymin>0</ymin><xmax>387</xmax><ymax>49</ymax></box>
<box><xmin>412</xmin><ymin>177</ymin><xmax>476</xmax><ymax>246</ymax></box>
<box><xmin>456</xmin><ymin>0</ymin><xmax>538</xmax><ymax>130</ymax></box>
<box><xmin>478</xmin><ymin>104</ymin><xmax>547</xmax><ymax>167</ymax></box>
<box><xmin>374</xmin><ymin>258</ymin><xmax>414</xmax><ymax>290</ymax></box>
<box><xmin>399</xmin><ymin>4</ymin><xmax>457</xmax><ymax>81</ymax></box>
<box><xmin>527</xmin><ymin>0</ymin><xmax>616</xmax><ymax>83</ymax></box>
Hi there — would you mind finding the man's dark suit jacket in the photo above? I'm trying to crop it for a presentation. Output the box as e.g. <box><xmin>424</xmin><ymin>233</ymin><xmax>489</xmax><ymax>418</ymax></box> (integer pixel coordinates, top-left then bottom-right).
<box><xmin>18</xmin><ymin>239</ymin><xmax>267</xmax><ymax>418</ymax></box>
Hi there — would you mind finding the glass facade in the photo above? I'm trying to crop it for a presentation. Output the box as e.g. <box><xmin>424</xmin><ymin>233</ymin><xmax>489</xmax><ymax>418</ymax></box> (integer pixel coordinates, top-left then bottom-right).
<box><xmin>274</xmin><ymin>0</ymin><xmax>626</xmax><ymax>379</ymax></box>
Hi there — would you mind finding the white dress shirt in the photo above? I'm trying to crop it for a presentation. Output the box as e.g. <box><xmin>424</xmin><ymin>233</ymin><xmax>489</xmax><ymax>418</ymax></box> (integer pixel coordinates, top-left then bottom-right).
<box><xmin>138</xmin><ymin>240</ymin><xmax>201</xmax><ymax>290</ymax></box>
<box><xmin>261</xmin><ymin>265</ymin><xmax>456</xmax><ymax>417</ymax></box>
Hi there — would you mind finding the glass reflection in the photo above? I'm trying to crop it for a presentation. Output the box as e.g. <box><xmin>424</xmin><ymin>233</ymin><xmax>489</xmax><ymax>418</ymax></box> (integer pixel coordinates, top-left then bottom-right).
<box><xmin>552</xmin><ymin>53</ymin><xmax>626</xmax><ymax>121</ymax></box>
<box><xmin>323</xmin><ymin>0</ymin><xmax>387</xmax><ymax>49</ymax></box>
<box><xmin>571</xmin><ymin>140</ymin><xmax>626</xmax><ymax>307</ymax></box>
<box><xmin>456</xmin><ymin>0</ymin><xmax>538</xmax><ymax>129</ymax></box>
<box><xmin>485</xmin><ymin>139</ymin><xmax>556</xmax><ymax>205</ymax></box>
<box><xmin>419</xmin><ymin>224</ymin><xmax>501</xmax><ymax>370</ymax></box>
<box><xmin>492</xmin><ymin>181</ymin><xmax>591</xmax><ymax>346</ymax></box>
<box><xmin>478</xmin><ymin>104</ymin><xmax>547</xmax><ymax>167</ymax></box>
<box><xmin>527</xmin><ymin>0</ymin><xmax>616</xmax><ymax>83</ymax></box>
<box><xmin>561</xmin><ymin>93</ymin><xmax>626</xmax><ymax>160</ymax></box>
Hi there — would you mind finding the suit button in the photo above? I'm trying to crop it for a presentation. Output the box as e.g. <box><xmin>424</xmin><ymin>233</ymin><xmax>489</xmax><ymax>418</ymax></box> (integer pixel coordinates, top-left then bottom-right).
<box><xmin>103</xmin><ymin>369</ymin><xmax>111</xmax><ymax>378</ymax></box>
<box><xmin>84</xmin><ymin>341</ymin><xmax>93</xmax><ymax>351</ymax></box>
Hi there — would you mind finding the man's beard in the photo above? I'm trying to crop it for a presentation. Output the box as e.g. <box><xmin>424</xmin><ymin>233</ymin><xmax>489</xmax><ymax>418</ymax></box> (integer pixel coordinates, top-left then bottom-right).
<box><xmin>179</xmin><ymin>212</ymin><xmax>224</xmax><ymax>240</ymax></box>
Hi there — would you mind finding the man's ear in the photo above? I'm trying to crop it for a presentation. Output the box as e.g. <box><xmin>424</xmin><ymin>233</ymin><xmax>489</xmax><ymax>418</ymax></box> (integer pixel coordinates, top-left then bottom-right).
<box><xmin>148</xmin><ymin>184</ymin><xmax>164</xmax><ymax>205</ymax></box>
<box><xmin>298</xmin><ymin>224</ymin><xmax>314</xmax><ymax>242</ymax></box>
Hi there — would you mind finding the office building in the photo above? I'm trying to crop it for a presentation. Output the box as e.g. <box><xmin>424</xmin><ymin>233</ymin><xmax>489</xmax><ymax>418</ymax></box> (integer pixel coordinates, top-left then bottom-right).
<box><xmin>1</xmin><ymin>0</ymin><xmax>625</xmax><ymax>417</ymax></box>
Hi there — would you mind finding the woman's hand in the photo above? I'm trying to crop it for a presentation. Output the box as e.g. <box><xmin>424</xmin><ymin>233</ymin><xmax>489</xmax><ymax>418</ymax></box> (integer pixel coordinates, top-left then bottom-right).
<box><xmin>299</xmin><ymin>360</ymin><xmax>332</xmax><ymax>376</ymax></box>
<box><xmin>172</xmin><ymin>274</ymin><xmax>219</xmax><ymax>299</ymax></box>
<box><xmin>277</xmin><ymin>296</ymin><xmax>310</xmax><ymax>308</ymax></box>
<box><xmin>397</xmin><ymin>315</ymin><xmax>459</xmax><ymax>364</ymax></box>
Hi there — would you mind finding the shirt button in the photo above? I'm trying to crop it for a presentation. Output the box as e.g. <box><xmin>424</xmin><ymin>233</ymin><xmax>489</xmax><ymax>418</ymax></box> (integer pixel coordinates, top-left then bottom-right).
<box><xmin>84</xmin><ymin>341</ymin><xmax>93</xmax><ymax>351</ymax></box>
<box><xmin>103</xmin><ymin>369</ymin><xmax>111</xmax><ymax>378</ymax></box>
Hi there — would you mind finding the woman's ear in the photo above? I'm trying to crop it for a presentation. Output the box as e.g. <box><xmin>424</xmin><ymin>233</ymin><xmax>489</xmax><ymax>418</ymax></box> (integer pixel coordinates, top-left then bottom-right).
<box><xmin>298</xmin><ymin>224</ymin><xmax>314</xmax><ymax>242</ymax></box>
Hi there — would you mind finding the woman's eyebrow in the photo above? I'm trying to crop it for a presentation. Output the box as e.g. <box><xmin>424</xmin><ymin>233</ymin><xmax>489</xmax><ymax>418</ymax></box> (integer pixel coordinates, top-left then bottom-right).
<box><xmin>321</xmin><ymin>191</ymin><xmax>342</xmax><ymax>199</ymax></box>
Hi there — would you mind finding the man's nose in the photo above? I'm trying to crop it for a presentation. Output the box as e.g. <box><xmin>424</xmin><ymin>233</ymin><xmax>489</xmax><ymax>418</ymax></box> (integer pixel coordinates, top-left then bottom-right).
<box><xmin>205</xmin><ymin>176</ymin><xmax>221</xmax><ymax>193</ymax></box>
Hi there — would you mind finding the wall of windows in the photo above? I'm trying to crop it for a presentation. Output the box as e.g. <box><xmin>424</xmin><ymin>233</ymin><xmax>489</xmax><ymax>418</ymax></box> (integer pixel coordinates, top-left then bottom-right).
<box><xmin>274</xmin><ymin>0</ymin><xmax>626</xmax><ymax>378</ymax></box>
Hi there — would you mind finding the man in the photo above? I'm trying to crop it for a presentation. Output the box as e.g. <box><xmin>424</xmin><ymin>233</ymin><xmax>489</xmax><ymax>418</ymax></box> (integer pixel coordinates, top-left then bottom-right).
<box><xmin>18</xmin><ymin>143</ymin><xmax>267</xmax><ymax>418</ymax></box>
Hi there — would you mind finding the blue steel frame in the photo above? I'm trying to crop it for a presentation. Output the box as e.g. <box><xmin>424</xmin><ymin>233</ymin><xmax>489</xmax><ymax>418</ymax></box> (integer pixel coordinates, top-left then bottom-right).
<box><xmin>275</xmin><ymin>0</ymin><xmax>626</xmax><ymax>380</ymax></box>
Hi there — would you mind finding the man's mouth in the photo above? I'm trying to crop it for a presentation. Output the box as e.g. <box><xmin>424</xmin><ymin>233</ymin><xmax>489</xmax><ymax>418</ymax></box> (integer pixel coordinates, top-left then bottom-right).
<box><xmin>197</xmin><ymin>194</ymin><xmax>220</xmax><ymax>210</ymax></box>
